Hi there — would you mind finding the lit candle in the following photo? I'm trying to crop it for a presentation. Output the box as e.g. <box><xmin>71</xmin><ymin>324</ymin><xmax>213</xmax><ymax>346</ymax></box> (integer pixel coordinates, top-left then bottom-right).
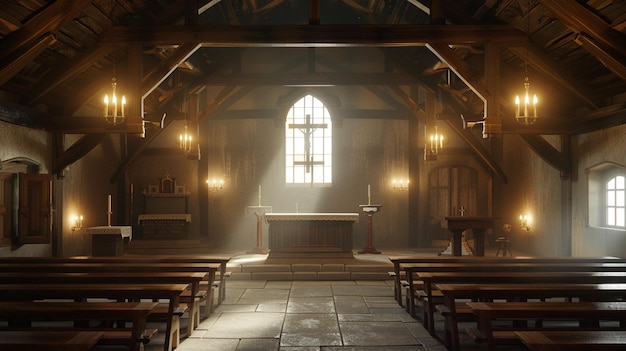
<box><xmin>368</xmin><ymin>184</ymin><xmax>371</xmax><ymax>205</ymax></box>
<box><xmin>113</xmin><ymin>94</ymin><xmax>117</xmax><ymax>118</ymax></box>
<box><xmin>121</xmin><ymin>96</ymin><xmax>126</xmax><ymax>117</ymax></box>
<box><xmin>515</xmin><ymin>95</ymin><xmax>520</xmax><ymax>117</ymax></box>
<box><xmin>104</xmin><ymin>95</ymin><xmax>109</xmax><ymax>116</ymax></box>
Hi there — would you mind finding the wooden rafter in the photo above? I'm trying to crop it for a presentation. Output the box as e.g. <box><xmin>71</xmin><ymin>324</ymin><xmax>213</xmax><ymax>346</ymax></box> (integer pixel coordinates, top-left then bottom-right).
<box><xmin>0</xmin><ymin>0</ymin><xmax>93</xmax><ymax>62</ymax></box>
<box><xmin>0</xmin><ymin>33</ymin><xmax>56</xmax><ymax>86</ymax></box>
<box><xmin>445</xmin><ymin>118</ymin><xmax>508</xmax><ymax>183</ymax></box>
<box><xmin>518</xmin><ymin>134</ymin><xmax>570</xmax><ymax>176</ymax></box>
<box><xmin>100</xmin><ymin>24</ymin><xmax>527</xmax><ymax>46</ymax></box>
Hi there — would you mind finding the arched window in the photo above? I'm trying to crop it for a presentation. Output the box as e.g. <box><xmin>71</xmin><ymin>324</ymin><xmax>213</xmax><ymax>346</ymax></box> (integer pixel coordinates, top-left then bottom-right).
<box><xmin>285</xmin><ymin>95</ymin><xmax>332</xmax><ymax>186</ymax></box>
<box><xmin>606</xmin><ymin>175</ymin><xmax>625</xmax><ymax>227</ymax></box>
<box><xmin>587</xmin><ymin>162</ymin><xmax>626</xmax><ymax>230</ymax></box>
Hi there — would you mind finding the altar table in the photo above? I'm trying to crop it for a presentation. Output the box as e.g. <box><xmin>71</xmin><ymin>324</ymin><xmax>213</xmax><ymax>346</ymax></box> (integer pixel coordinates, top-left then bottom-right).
<box><xmin>265</xmin><ymin>213</ymin><xmax>359</xmax><ymax>258</ymax></box>
<box><xmin>85</xmin><ymin>226</ymin><xmax>132</xmax><ymax>256</ymax></box>
<box><xmin>138</xmin><ymin>214</ymin><xmax>191</xmax><ymax>239</ymax></box>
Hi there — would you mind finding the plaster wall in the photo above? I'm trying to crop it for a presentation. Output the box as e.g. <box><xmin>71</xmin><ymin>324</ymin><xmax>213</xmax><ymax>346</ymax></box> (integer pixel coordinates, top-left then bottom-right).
<box><xmin>0</xmin><ymin>121</ymin><xmax>52</xmax><ymax>257</ymax></box>
<box><xmin>572</xmin><ymin>123</ymin><xmax>626</xmax><ymax>258</ymax></box>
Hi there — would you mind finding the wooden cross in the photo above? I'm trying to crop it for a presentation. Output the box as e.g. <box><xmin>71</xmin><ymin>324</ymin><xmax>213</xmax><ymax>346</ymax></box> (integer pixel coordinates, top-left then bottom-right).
<box><xmin>288</xmin><ymin>114</ymin><xmax>327</xmax><ymax>173</ymax></box>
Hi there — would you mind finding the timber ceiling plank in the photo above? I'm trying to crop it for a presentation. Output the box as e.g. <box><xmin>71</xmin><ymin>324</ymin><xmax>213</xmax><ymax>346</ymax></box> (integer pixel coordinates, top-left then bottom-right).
<box><xmin>0</xmin><ymin>0</ymin><xmax>93</xmax><ymax>62</ymax></box>
<box><xmin>26</xmin><ymin>44</ymin><xmax>114</xmax><ymax>105</ymax></box>
<box><xmin>0</xmin><ymin>33</ymin><xmax>56</xmax><ymax>87</ymax></box>
<box><xmin>538</xmin><ymin>0</ymin><xmax>626</xmax><ymax>82</ymax></box>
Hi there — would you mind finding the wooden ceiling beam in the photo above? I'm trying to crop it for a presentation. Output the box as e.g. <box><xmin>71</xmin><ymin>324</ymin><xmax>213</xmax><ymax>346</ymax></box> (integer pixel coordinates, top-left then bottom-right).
<box><xmin>26</xmin><ymin>45</ymin><xmax>114</xmax><ymax>105</ymax></box>
<box><xmin>537</xmin><ymin>0</ymin><xmax>626</xmax><ymax>58</ymax></box>
<box><xmin>508</xmin><ymin>45</ymin><xmax>605</xmax><ymax>110</ymax></box>
<box><xmin>518</xmin><ymin>134</ymin><xmax>570</xmax><ymax>176</ymax></box>
<box><xmin>0</xmin><ymin>0</ymin><xmax>93</xmax><ymax>62</ymax></box>
<box><xmin>196</xmin><ymin>72</ymin><xmax>424</xmax><ymax>86</ymax></box>
<box><xmin>100</xmin><ymin>24</ymin><xmax>527</xmax><ymax>46</ymax></box>
<box><xmin>141</xmin><ymin>42</ymin><xmax>202</xmax><ymax>98</ymax></box>
<box><xmin>52</xmin><ymin>134</ymin><xmax>105</xmax><ymax>175</ymax></box>
<box><xmin>0</xmin><ymin>33</ymin><xmax>56</xmax><ymax>87</ymax></box>
<box><xmin>445</xmin><ymin>117</ymin><xmax>508</xmax><ymax>183</ymax></box>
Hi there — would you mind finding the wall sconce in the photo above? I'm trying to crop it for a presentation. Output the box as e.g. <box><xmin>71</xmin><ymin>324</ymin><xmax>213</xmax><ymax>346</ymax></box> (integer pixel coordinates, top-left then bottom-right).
<box><xmin>207</xmin><ymin>178</ymin><xmax>224</xmax><ymax>192</ymax></box>
<box><xmin>392</xmin><ymin>179</ymin><xmax>409</xmax><ymax>191</ymax></box>
<box><xmin>71</xmin><ymin>214</ymin><xmax>84</xmax><ymax>231</ymax></box>
<box><xmin>519</xmin><ymin>214</ymin><xmax>531</xmax><ymax>231</ymax></box>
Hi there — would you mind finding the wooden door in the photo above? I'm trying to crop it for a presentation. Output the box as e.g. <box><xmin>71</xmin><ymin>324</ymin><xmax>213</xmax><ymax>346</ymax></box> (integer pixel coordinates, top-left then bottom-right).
<box><xmin>0</xmin><ymin>173</ymin><xmax>14</xmax><ymax>247</ymax></box>
<box><xmin>428</xmin><ymin>166</ymin><xmax>478</xmax><ymax>240</ymax></box>
<box><xmin>18</xmin><ymin>173</ymin><xmax>52</xmax><ymax>244</ymax></box>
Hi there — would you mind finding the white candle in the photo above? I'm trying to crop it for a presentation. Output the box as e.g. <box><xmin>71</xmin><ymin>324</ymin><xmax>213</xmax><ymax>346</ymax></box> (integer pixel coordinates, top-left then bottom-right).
<box><xmin>107</xmin><ymin>195</ymin><xmax>112</xmax><ymax>213</ymax></box>
<box><xmin>368</xmin><ymin>184</ymin><xmax>371</xmax><ymax>205</ymax></box>
<box><xmin>296</xmin><ymin>202</ymin><xmax>299</xmax><ymax>213</ymax></box>
<box><xmin>258</xmin><ymin>185</ymin><xmax>262</xmax><ymax>206</ymax></box>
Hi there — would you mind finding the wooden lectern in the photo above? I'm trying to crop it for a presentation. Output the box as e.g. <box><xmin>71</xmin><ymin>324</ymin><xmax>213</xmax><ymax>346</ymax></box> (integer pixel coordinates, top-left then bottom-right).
<box><xmin>441</xmin><ymin>216</ymin><xmax>495</xmax><ymax>256</ymax></box>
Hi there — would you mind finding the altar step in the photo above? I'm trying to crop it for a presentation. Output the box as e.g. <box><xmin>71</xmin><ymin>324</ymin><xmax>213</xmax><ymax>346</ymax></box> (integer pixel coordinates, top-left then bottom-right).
<box><xmin>227</xmin><ymin>258</ymin><xmax>393</xmax><ymax>281</ymax></box>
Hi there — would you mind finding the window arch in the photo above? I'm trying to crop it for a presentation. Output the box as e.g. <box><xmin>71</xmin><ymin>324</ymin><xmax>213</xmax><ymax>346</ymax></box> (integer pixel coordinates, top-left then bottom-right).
<box><xmin>285</xmin><ymin>95</ymin><xmax>332</xmax><ymax>186</ymax></box>
<box><xmin>587</xmin><ymin>162</ymin><xmax>626</xmax><ymax>230</ymax></box>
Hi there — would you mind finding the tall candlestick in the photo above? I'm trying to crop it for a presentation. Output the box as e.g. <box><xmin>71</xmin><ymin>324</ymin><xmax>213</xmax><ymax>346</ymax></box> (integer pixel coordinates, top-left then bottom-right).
<box><xmin>368</xmin><ymin>184</ymin><xmax>371</xmax><ymax>205</ymax></box>
<box><xmin>107</xmin><ymin>194</ymin><xmax>112</xmax><ymax>226</ymax></box>
<box><xmin>258</xmin><ymin>185</ymin><xmax>262</xmax><ymax>206</ymax></box>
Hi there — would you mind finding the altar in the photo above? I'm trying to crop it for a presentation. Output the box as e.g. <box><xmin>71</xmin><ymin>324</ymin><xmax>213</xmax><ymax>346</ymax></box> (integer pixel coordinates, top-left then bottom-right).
<box><xmin>265</xmin><ymin>213</ymin><xmax>359</xmax><ymax>258</ymax></box>
<box><xmin>138</xmin><ymin>214</ymin><xmax>191</xmax><ymax>239</ymax></box>
<box><xmin>85</xmin><ymin>226</ymin><xmax>132</xmax><ymax>256</ymax></box>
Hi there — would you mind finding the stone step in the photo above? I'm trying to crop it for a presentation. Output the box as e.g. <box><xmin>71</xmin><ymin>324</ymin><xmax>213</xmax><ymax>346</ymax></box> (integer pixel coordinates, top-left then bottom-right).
<box><xmin>227</xmin><ymin>262</ymin><xmax>392</xmax><ymax>281</ymax></box>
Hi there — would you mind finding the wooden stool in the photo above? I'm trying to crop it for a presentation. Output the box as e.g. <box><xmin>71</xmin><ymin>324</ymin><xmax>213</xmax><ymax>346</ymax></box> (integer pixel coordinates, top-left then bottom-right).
<box><xmin>495</xmin><ymin>236</ymin><xmax>512</xmax><ymax>257</ymax></box>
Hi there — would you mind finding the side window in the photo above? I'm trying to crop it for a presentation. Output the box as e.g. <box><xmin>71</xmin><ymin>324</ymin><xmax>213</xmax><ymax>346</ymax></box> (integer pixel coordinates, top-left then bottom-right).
<box><xmin>285</xmin><ymin>95</ymin><xmax>332</xmax><ymax>186</ymax></box>
<box><xmin>606</xmin><ymin>175</ymin><xmax>625</xmax><ymax>228</ymax></box>
<box><xmin>588</xmin><ymin>162</ymin><xmax>626</xmax><ymax>230</ymax></box>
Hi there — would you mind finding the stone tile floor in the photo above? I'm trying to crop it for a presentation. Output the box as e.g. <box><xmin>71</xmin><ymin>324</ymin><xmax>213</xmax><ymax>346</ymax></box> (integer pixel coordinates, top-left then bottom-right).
<box><xmin>138</xmin><ymin>279</ymin><xmax>448</xmax><ymax>351</ymax></box>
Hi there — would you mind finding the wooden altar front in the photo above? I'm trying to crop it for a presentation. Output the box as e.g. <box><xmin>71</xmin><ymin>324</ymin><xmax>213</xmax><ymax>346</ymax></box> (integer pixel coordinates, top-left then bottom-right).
<box><xmin>85</xmin><ymin>226</ymin><xmax>132</xmax><ymax>256</ymax></box>
<box><xmin>138</xmin><ymin>214</ymin><xmax>191</xmax><ymax>239</ymax></box>
<box><xmin>265</xmin><ymin>213</ymin><xmax>359</xmax><ymax>258</ymax></box>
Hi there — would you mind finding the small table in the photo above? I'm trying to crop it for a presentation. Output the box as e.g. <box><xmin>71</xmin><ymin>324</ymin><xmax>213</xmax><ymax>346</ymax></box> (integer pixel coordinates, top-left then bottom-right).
<box><xmin>85</xmin><ymin>226</ymin><xmax>132</xmax><ymax>256</ymax></box>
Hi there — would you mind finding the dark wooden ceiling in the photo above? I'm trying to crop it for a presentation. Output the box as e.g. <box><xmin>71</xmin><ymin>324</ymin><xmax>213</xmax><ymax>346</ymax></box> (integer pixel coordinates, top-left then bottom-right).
<box><xmin>1</xmin><ymin>0</ymin><xmax>625</xmax><ymax>139</ymax></box>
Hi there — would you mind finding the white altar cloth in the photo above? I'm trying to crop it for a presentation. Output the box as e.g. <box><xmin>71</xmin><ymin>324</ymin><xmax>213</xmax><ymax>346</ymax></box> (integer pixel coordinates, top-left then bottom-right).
<box><xmin>265</xmin><ymin>213</ymin><xmax>359</xmax><ymax>222</ymax></box>
<box><xmin>85</xmin><ymin>226</ymin><xmax>132</xmax><ymax>241</ymax></box>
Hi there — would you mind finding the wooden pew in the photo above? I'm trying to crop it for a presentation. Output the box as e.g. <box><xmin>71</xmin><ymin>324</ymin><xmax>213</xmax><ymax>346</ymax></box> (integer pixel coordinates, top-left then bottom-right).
<box><xmin>0</xmin><ymin>271</ymin><xmax>206</xmax><ymax>338</ymax></box>
<box><xmin>0</xmin><ymin>301</ymin><xmax>157</xmax><ymax>350</ymax></box>
<box><xmin>416</xmin><ymin>271</ymin><xmax>626</xmax><ymax>335</ymax></box>
<box><xmin>0</xmin><ymin>283</ymin><xmax>187</xmax><ymax>351</ymax></box>
<box><xmin>0</xmin><ymin>330</ymin><xmax>104</xmax><ymax>351</ymax></box>
<box><xmin>435</xmin><ymin>283</ymin><xmax>626</xmax><ymax>351</ymax></box>
<box><xmin>71</xmin><ymin>255</ymin><xmax>231</xmax><ymax>311</ymax></box>
<box><xmin>402</xmin><ymin>261</ymin><xmax>626</xmax><ymax>322</ymax></box>
<box><xmin>516</xmin><ymin>330</ymin><xmax>626</xmax><ymax>351</ymax></box>
<box><xmin>468</xmin><ymin>301</ymin><xmax>626</xmax><ymax>350</ymax></box>
<box><xmin>388</xmin><ymin>255</ymin><xmax>625</xmax><ymax>306</ymax></box>
<box><xmin>0</xmin><ymin>261</ymin><xmax>217</xmax><ymax>329</ymax></box>
<box><xmin>4</xmin><ymin>255</ymin><xmax>233</xmax><ymax>308</ymax></box>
